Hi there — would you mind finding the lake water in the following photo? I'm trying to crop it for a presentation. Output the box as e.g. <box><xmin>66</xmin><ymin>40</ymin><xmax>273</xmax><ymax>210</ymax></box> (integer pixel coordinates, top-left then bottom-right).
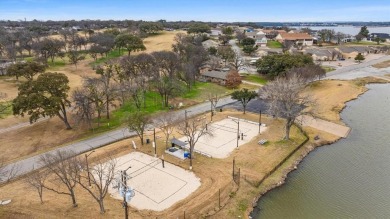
<box><xmin>253</xmin><ymin>84</ymin><xmax>390</xmax><ymax>219</ymax></box>
<box><xmin>290</xmin><ymin>26</ymin><xmax>390</xmax><ymax>36</ymax></box>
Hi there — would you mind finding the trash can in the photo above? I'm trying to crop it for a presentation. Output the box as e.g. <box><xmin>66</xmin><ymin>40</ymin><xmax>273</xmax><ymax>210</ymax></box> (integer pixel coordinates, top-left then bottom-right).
<box><xmin>146</xmin><ymin>139</ymin><xmax>150</xmax><ymax>144</ymax></box>
<box><xmin>220</xmin><ymin>108</ymin><xmax>223</xmax><ymax>112</ymax></box>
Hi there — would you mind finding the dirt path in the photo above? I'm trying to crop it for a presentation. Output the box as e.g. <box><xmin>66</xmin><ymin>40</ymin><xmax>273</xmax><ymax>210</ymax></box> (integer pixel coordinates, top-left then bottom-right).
<box><xmin>297</xmin><ymin>115</ymin><xmax>351</xmax><ymax>138</ymax></box>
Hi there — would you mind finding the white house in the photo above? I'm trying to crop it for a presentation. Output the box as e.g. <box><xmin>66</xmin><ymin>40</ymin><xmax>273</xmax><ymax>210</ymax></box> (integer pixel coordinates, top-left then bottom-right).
<box><xmin>255</xmin><ymin>31</ymin><xmax>267</xmax><ymax>47</ymax></box>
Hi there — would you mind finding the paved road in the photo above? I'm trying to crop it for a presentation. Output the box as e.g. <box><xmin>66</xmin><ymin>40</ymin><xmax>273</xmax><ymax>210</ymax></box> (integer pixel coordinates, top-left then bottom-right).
<box><xmin>1</xmin><ymin>97</ymin><xmax>238</xmax><ymax>181</ymax></box>
<box><xmin>326</xmin><ymin>55</ymin><xmax>390</xmax><ymax>80</ymax></box>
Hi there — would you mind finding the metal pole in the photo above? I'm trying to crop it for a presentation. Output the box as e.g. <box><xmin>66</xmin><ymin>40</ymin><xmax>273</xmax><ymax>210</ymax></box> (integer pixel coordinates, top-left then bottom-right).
<box><xmin>233</xmin><ymin>158</ymin><xmax>235</xmax><ymax>179</ymax></box>
<box><xmin>154</xmin><ymin>128</ymin><xmax>156</xmax><ymax>157</ymax></box>
<box><xmin>236</xmin><ymin>120</ymin><xmax>240</xmax><ymax>148</ymax></box>
<box><xmin>123</xmin><ymin>170</ymin><xmax>128</xmax><ymax>219</ymax></box>
<box><xmin>184</xmin><ymin>211</ymin><xmax>186</xmax><ymax>219</ymax></box>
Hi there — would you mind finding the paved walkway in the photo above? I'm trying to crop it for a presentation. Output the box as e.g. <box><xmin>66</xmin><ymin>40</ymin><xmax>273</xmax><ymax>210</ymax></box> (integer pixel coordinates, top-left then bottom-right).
<box><xmin>241</xmin><ymin>80</ymin><xmax>263</xmax><ymax>87</ymax></box>
<box><xmin>1</xmin><ymin>97</ymin><xmax>238</xmax><ymax>181</ymax></box>
<box><xmin>0</xmin><ymin>117</ymin><xmax>48</xmax><ymax>134</ymax></box>
<box><xmin>297</xmin><ymin>115</ymin><xmax>351</xmax><ymax>138</ymax></box>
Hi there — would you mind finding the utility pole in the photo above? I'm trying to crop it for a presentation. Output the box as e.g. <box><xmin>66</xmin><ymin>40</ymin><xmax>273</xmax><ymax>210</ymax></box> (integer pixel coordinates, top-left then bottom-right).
<box><xmin>121</xmin><ymin>165</ymin><xmax>132</xmax><ymax>219</ymax></box>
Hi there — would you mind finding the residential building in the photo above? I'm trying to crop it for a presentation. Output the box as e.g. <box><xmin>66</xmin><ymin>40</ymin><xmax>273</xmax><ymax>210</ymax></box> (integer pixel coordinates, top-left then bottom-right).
<box><xmin>275</xmin><ymin>33</ymin><xmax>314</xmax><ymax>46</ymax></box>
<box><xmin>368</xmin><ymin>33</ymin><xmax>390</xmax><ymax>42</ymax></box>
<box><xmin>199</xmin><ymin>70</ymin><xmax>229</xmax><ymax>85</ymax></box>
<box><xmin>255</xmin><ymin>31</ymin><xmax>267</xmax><ymax>47</ymax></box>
<box><xmin>262</xmin><ymin>29</ymin><xmax>287</xmax><ymax>39</ymax></box>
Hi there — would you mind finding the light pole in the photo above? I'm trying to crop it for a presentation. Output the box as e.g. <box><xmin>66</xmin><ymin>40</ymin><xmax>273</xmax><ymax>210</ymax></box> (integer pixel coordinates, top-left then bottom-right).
<box><xmin>85</xmin><ymin>150</ymin><xmax>95</xmax><ymax>187</ymax></box>
<box><xmin>231</xmin><ymin>118</ymin><xmax>240</xmax><ymax>148</ymax></box>
<box><xmin>237</xmin><ymin>119</ymin><xmax>240</xmax><ymax>148</ymax></box>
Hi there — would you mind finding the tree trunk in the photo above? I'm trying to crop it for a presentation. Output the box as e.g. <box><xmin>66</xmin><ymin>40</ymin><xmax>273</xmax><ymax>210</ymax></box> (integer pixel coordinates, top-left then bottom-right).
<box><xmin>99</xmin><ymin>199</ymin><xmax>105</xmax><ymax>214</ymax></box>
<box><xmin>38</xmin><ymin>187</ymin><xmax>43</xmax><ymax>204</ymax></box>
<box><xmin>70</xmin><ymin>191</ymin><xmax>78</xmax><ymax>207</ymax></box>
<box><xmin>106</xmin><ymin>96</ymin><xmax>110</xmax><ymax>119</ymax></box>
<box><xmin>285</xmin><ymin>118</ymin><xmax>293</xmax><ymax>140</ymax></box>
<box><xmin>189</xmin><ymin>144</ymin><xmax>193</xmax><ymax>169</ymax></box>
<box><xmin>140</xmin><ymin>134</ymin><xmax>144</xmax><ymax>145</ymax></box>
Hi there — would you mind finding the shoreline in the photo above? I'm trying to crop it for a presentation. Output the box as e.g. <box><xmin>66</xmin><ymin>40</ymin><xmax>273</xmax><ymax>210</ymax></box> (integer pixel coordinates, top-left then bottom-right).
<box><xmin>246</xmin><ymin>78</ymin><xmax>388</xmax><ymax>219</ymax></box>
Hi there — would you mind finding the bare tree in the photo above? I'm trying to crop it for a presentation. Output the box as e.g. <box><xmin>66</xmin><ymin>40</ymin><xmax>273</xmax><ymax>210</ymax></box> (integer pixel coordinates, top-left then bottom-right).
<box><xmin>230</xmin><ymin>50</ymin><xmax>244</xmax><ymax>70</ymax></box>
<box><xmin>208</xmin><ymin>55</ymin><xmax>222</xmax><ymax>70</ymax></box>
<box><xmin>208</xmin><ymin>93</ymin><xmax>220</xmax><ymax>121</ymax></box>
<box><xmin>39</xmin><ymin>150</ymin><xmax>82</xmax><ymax>207</ymax></box>
<box><xmin>76</xmin><ymin>157</ymin><xmax>117</xmax><ymax>214</ymax></box>
<box><xmin>259</xmin><ymin>75</ymin><xmax>313</xmax><ymax>140</ymax></box>
<box><xmin>25</xmin><ymin>169</ymin><xmax>48</xmax><ymax>204</ymax></box>
<box><xmin>127</xmin><ymin>111</ymin><xmax>151</xmax><ymax>145</ymax></box>
<box><xmin>155</xmin><ymin>112</ymin><xmax>179</xmax><ymax>149</ymax></box>
<box><xmin>285</xmin><ymin>65</ymin><xmax>326</xmax><ymax>82</ymax></box>
<box><xmin>177</xmin><ymin>117</ymin><xmax>212</xmax><ymax>169</ymax></box>
<box><xmin>96</xmin><ymin>64</ymin><xmax>118</xmax><ymax>119</ymax></box>
<box><xmin>72</xmin><ymin>88</ymin><xmax>95</xmax><ymax>128</ymax></box>
<box><xmin>235</xmin><ymin>31</ymin><xmax>246</xmax><ymax>44</ymax></box>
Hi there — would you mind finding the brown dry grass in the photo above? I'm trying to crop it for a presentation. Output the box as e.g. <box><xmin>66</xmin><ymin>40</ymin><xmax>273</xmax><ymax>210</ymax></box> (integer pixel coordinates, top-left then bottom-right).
<box><xmin>372</xmin><ymin>60</ymin><xmax>390</xmax><ymax>68</ymax></box>
<box><xmin>304</xmin><ymin>80</ymin><xmax>367</xmax><ymax>124</ymax></box>
<box><xmin>0</xmin><ymin>117</ymin><xmax>88</xmax><ymax>164</ymax></box>
<box><xmin>137</xmin><ymin>31</ymin><xmax>185</xmax><ymax>54</ymax></box>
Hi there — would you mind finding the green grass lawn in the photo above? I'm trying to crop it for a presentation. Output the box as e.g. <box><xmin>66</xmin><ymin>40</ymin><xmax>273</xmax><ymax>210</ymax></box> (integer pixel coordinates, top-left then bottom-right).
<box><xmin>89</xmin><ymin>91</ymin><xmax>167</xmax><ymax>133</ymax></box>
<box><xmin>240</xmin><ymin>74</ymin><xmax>268</xmax><ymax>85</ymax></box>
<box><xmin>0</xmin><ymin>102</ymin><xmax>12</xmax><ymax>119</ymax></box>
<box><xmin>47</xmin><ymin>58</ymin><xmax>66</xmax><ymax>70</ymax></box>
<box><xmin>90</xmin><ymin>50</ymin><xmax>125</xmax><ymax>66</ymax></box>
<box><xmin>182</xmin><ymin>82</ymin><xmax>231</xmax><ymax>102</ymax></box>
<box><xmin>267</xmin><ymin>40</ymin><xmax>283</xmax><ymax>48</ymax></box>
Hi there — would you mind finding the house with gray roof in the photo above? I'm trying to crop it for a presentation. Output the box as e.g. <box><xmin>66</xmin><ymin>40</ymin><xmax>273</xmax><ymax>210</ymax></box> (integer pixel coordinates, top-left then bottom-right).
<box><xmin>199</xmin><ymin>70</ymin><xmax>229</xmax><ymax>85</ymax></box>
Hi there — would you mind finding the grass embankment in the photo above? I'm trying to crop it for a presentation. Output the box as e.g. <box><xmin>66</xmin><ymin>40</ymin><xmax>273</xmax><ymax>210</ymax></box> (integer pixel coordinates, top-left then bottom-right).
<box><xmin>266</xmin><ymin>40</ymin><xmax>283</xmax><ymax>49</ymax></box>
<box><xmin>373</xmin><ymin>60</ymin><xmax>390</xmax><ymax>69</ymax></box>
